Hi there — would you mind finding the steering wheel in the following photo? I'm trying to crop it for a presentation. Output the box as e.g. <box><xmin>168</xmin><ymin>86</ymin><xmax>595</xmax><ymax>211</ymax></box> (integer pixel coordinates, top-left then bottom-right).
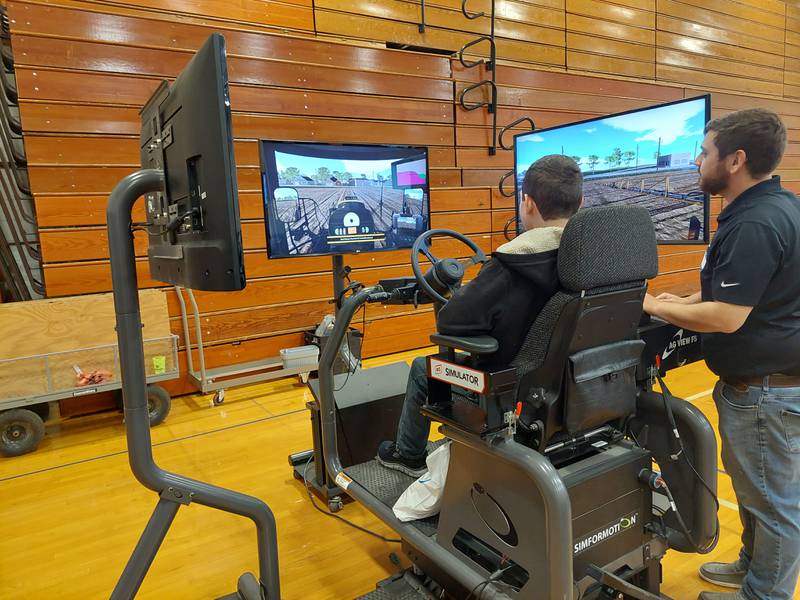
<box><xmin>411</xmin><ymin>229</ymin><xmax>488</xmax><ymax>305</ymax></box>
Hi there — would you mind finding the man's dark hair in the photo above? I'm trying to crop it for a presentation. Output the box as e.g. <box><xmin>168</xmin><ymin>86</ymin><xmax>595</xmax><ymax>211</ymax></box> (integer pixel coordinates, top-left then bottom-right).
<box><xmin>705</xmin><ymin>108</ymin><xmax>786</xmax><ymax>178</ymax></box>
<box><xmin>522</xmin><ymin>154</ymin><xmax>583</xmax><ymax>220</ymax></box>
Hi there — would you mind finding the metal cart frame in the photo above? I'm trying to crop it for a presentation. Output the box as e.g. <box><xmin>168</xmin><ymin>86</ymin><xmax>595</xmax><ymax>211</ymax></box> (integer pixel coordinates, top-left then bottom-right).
<box><xmin>0</xmin><ymin>334</ymin><xmax>179</xmax><ymax>456</ymax></box>
<box><xmin>0</xmin><ymin>334</ymin><xmax>179</xmax><ymax>410</ymax></box>
<box><xmin>174</xmin><ymin>286</ymin><xmax>314</xmax><ymax>402</ymax></box>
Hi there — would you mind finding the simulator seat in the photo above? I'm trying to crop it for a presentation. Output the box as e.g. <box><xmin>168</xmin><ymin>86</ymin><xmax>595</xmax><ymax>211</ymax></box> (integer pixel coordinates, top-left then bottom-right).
<box><xmin>426</xmin><ymin>205</ymin><xmax>657</xmax><ymax>454</ymax></box>
<box><xmin>415</xmin><ymin>206</ymin><xmax>719</xmax><ymax>599</ymax></box>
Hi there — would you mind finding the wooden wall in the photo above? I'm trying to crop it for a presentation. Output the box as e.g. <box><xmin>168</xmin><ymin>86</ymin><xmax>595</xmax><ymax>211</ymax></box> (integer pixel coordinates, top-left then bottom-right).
<box><xmin>7</xmin><ymin>0</ymin><xmax>800</xmax><ymax>395</ymax></box>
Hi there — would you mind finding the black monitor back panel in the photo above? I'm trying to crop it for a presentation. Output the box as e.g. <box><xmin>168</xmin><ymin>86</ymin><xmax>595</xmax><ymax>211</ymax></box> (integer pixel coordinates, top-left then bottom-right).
<box><xmin>139</xmin><ymin>33</ymin><xmax>246</xmax><ymax>291</ymax></box>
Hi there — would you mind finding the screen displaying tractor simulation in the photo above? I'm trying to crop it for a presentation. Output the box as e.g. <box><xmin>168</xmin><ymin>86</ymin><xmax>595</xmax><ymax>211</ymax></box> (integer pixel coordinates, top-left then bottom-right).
<box><xmin>514</xmin><ymin>95</ymin><xmax>711</xmax><ymax>243</ymax></box>
<box><xmin>261</xmin><ymin>142</ymin><xmax>430</xmax><ymax>258</ymax></box>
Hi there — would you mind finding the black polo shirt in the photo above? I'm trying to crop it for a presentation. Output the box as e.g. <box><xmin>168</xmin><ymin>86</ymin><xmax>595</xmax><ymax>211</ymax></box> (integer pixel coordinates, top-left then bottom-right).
<box><xmin>700</xmin><ymin>176</ymin><xmax>800</xmax><ymax>378</ymax></box>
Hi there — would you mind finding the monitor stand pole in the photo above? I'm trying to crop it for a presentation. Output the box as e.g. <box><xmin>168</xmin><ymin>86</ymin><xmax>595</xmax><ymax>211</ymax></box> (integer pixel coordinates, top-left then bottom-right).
<box><xmin>331</xmin><ymin>253</ymin><xmax>347</xmax><ymax>317</ymax></box>
<box><xmin>107</xmin><ymin>169</ymin><xmax>280</xmax><ymax>600</ymax></box>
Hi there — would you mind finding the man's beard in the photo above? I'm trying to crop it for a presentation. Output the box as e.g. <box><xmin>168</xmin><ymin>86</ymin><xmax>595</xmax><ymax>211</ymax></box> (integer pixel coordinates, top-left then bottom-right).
<box><xmin>699</xmin><ymin>163</ymin><xmax>729</xmax><ymax>195</ymax></box>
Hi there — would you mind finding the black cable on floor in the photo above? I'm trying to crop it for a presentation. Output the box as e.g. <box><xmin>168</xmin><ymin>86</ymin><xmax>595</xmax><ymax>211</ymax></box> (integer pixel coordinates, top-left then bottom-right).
<box><xmin>302</xmin><ymin>457</ymin><xmax>401</xmax><ymax>544</ymax></box>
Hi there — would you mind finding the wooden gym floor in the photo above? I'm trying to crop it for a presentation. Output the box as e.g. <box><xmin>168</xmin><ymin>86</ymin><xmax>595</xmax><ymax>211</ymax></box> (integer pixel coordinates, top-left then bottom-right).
<box><xmin>0</xmin><ymin>348</ymin><xmax>797</xmax><ymax>600</ymax></box>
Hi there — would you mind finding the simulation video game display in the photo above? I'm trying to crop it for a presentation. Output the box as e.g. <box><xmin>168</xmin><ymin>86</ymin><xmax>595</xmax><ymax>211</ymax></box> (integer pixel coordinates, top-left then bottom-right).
<box><xmin>261</xmin><ymin>142</ymin><xmax>430</xmax><ymax>258</ymax></box>
<box><xmin>515</xmin><ymin>95</ymin><xmax>710</xmax><ymax>243</ymax></box>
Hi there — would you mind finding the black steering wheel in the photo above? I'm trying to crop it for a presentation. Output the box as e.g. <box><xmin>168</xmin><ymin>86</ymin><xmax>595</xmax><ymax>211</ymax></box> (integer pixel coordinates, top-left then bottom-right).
<box><xmin>411</xmin><ymin>229</ymin><xmax>488</xmax><ymax>305</ymax></box>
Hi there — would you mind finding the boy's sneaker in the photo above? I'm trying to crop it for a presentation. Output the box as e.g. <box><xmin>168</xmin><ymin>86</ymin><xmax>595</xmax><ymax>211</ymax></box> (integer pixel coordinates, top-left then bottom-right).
<box><xmin>376</xmin><ymin>441</ymin><xmax>427</xmax><ymax>478</ymax></box>
<box><xmin>699</xmin><ymin>560</ymin><xmax>747</xmax><ymax>589</ymax></box>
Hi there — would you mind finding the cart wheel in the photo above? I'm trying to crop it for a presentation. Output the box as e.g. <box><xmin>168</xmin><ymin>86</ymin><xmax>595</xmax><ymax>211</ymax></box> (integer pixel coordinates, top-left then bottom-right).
<box><xmin>299</xmin><ymin>372</ymin><xmax>309</xmax><ymax>384</ymax></box>
<box><xmin>29</xmin><ymin>402</ymin><xmax>51</xmax><ymax>422</ymax></box>
<box><xmin>328</xmin><ymin>496</ymin><xmax>344</xmax><ymax>513</ymax></box>
<box><xmin>212</xmin><ymin>389</ymin><xmax>226</xmax><ymax>406</ymax></box>
<box><xmin>0</xmin><ymin>409</ymin><xmax>45</xmax><ymax>457</ymax></box>
<box><xmin>146</xmin><ymin>385</ymin><xmax>171</xmax><ymax>427</ymax></box>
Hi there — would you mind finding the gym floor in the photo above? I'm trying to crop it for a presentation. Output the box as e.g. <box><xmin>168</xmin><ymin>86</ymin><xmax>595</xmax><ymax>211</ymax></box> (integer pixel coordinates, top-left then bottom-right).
<box><xmin>0</xmin><ymin>348</ymin><xmax>794</xmax><ymax>599</ymax></box>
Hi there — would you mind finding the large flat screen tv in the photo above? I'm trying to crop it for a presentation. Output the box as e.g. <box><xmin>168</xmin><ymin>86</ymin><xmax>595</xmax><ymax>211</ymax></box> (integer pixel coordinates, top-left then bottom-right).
<box><xmin>261</xmin><ymin>141</ymin><xmax>430</xmax><ymax>258</ymax></box>
<box><xmin>139</xmin><ymin>33</ymin><xmax>245</xmax><ymax>291</ymax></box>
<box><xmin>514</xmin><ymin>95</ymin><xmax>711</xmax><ymax>244</ymax></box>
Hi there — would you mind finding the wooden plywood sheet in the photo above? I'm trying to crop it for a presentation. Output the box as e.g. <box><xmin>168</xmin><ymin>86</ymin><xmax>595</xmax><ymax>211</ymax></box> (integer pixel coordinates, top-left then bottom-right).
<box><xmin>0</xmin><ymin>289</ymin><xmax>170</xmax><ymax>361</ymax></box>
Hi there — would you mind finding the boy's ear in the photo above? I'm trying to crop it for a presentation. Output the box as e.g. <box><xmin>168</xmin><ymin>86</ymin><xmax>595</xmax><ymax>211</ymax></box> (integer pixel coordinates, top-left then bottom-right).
<box><xmin>523</xmin><ymin>193</ymin><xmax>535</xmax><ymax>210</ymax></box>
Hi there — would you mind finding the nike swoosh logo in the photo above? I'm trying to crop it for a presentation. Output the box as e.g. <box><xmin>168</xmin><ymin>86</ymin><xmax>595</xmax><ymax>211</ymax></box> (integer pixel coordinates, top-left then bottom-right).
<box><xmin>720</xmin><ymin>281</ymin><xmax>740</xmax><ymax>288</ymax></box>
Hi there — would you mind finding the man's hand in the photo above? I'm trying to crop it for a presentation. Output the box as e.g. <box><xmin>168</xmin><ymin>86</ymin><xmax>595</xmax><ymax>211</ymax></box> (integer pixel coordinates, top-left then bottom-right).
<box><xmin>642</xmin><ymin>293</ymin><xmax>752</xmax><ymax>333</ymax></box>
<box><xmin>656</xmin><ymin>292</ymin><xmax>689</xmax><ymax>304</ymax></box>
<box><xmin>643</xmin><ymin>293</ymin><xmax>659</xmax><ymax>315</ymax></box>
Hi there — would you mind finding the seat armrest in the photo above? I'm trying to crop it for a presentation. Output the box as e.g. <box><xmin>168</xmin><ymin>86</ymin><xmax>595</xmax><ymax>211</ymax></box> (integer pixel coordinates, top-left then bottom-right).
<box><xmin>430</xmin><ymin>333</ymin><xmax>498</xmax><ymax>355</ymax></box>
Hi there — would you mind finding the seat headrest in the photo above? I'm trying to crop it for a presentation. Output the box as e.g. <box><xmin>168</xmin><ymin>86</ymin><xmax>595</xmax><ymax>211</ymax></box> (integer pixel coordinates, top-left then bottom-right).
<box><xmin>558</xmin><ymin>206</ymin><xmax>658</xmax><ymax>292</ymax></box>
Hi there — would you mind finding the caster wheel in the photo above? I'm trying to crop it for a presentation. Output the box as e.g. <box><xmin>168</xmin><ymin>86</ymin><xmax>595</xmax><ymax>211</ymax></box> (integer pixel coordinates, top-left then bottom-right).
<box><xmin>146</xmin><ymin>385</ymin><xmax>171</xmax><ymax>426</ymax></box>
<box><xmin>212</xmin><ymin>389</ymin><xmax>226</xmax><ymax>406</ymax></box>
<box><xmin>299</xmin><ymin>372</ymin><xmax>309</xmax><ymax>384</ymax></box>
<box><xmin>328</xmin><ymin>497</ymin><xmax>343</xmax><ymax>513</ymax></box>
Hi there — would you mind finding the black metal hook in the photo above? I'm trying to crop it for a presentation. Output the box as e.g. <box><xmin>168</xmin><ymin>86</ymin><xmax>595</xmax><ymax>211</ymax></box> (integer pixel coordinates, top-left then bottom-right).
<box><xmin>503</xmin><ymin>215</ymin><xmax>519</xmax><ymax>241</ymax></box>
<box><xmin>461</xmin><ymin>0</ymin><xmax>484</xmax><ymax>19</ymax></box>
<box><xmin>458</xmin><ymin>35</ymin><xmax>496</xmax><ymax>70</ymax></box>
<box><xmin>499</xmin><ymin>116</ymin><xmax>535</xmax><ymax>151</ymax></box>
<box><xmin>498</xmin><ymin>169</ymin><xmax>516</xmax><ymax>198</ymax></box>
<box><xmin>459</xmin><ymin>79</ymin><xmax>497</xmax><ymax>112</ymax></box>
<box><xmin>419</xmin><ymin>0</ymin><xmax>426</xmax><ymax>32</ymax></box>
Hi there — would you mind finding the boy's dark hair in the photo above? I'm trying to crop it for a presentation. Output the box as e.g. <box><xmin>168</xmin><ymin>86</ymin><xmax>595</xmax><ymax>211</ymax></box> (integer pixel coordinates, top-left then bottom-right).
<box><xmin>705</xmin><ymin>108</ymin><xmax>786</xmax><ymax>178</ymax></box>
<box><xmin>522</xmin><ymin>155</ymin><xmax>583</xmax><ymax>220</ymax></box>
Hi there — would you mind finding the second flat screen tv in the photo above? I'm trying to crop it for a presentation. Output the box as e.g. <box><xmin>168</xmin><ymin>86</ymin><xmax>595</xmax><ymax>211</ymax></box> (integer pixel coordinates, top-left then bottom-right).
<box><xmin>261</xmin><ymin>142</ymin><xmax>430</xmax><ymax>258</ymax></box>
<box><xmin>514</xmin><ymin>95</ymin><xmax>711</xmax><ymax>243</ymax></box>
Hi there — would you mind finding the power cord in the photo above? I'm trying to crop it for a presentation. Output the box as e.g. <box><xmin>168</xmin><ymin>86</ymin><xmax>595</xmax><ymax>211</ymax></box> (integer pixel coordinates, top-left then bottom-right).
<box><xmin>333</xmin><ymin>297</ymin><xmax>367</xmax><ymax>393</ymax></box>
<box><xmin>465</xmin><ymin>564</ymin><xmax>516</xmax><ymax>600</ymax></box>
<box><xmin>646</xmin><ymin>369</ymin><xmax>721</xmax><ymax>553</ymax></box>
<box><xmin>301</xmin><ymin>457</ymin><xmax>401</xmax><ymax>544</ymax></box>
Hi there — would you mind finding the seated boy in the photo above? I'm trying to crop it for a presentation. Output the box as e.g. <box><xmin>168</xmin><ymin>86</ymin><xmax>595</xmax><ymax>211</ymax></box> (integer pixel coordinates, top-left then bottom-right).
<box><xmin>377</xmin><ymin>154</ymin><xmax>584</xmax><ymax>476</ymax></box>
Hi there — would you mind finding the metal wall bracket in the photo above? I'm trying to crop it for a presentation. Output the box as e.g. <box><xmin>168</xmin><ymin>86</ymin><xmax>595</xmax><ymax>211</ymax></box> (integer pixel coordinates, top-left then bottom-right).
<box><xmin>498</xmin><ymin>115</ymin><xmax>535</xmax><ymax>151</ymax></box>
<box><xmin>498</xmin><ymin>169</ymin><xmax>515</xmax><ymax>197</ymax></box>
<box><xmin>456</xmin><ymin>0</ymin><xmax>498</xmax><ymax>155</ymax></box>
<box><xmin>459</xmin><ymin>79</ymin><xmax>496</xmax><ymax>112</ymax></box>
<box><xmin>459</xmin><ymin>80</ymin><xmax>498</xmax><ymax>155</ymax></box>
<box><xmin>497</xmin><ymin>120</ymin><xmax>537</xmax><ymax>227</ymax></box>
<box><xmin>461</xmin><ymin>0</ymin><xmax>484</xmax><ymax>19</ymax></box>
<box><xmin>458</xmin><ymin>35</ymin><xmax>495</xmax><ymax>70</ymax></box>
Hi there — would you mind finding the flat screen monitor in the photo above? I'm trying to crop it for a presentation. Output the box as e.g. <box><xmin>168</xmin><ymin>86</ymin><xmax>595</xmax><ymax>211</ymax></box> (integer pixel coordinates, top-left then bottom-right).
<box><xmin>514</xmin><ymin>95</ymin><xmax>711</xmax><ymax>244</ymax></box>
<box><xmin>260</xmin><ymin>142</ymin><xmax>430</xmax><ymax>258</ymax></box>
<box><xmin>139</xmin><ymin>33</ymin><xmax>246</xmax><ymax>291</ymax></box>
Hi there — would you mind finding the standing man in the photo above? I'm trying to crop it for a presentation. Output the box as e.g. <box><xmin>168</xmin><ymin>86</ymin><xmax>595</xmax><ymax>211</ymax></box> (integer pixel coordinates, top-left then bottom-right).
<box><xmin>644</xmin><ymin>109</ymin><xmax>800</xmax><ymax>600</ymax></box>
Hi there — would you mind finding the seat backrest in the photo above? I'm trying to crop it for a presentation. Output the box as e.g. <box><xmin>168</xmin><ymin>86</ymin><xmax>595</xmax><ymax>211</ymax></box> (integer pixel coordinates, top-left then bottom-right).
<box><xmin>511</xmin><ymin>205</ymin><xmax>658</xmax><ymax>447</ymax></box>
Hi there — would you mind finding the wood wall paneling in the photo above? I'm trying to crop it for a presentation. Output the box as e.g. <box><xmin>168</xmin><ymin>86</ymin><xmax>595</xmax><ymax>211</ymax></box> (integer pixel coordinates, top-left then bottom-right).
<box><xmin>656</xmin><ymin>0</ymin><xmax>786</xmax><ymax>96</ymax></box>
<box><xmin>786</xmin><ymin>5</ymin><xmax>800</xmax><ymax>99</ymax></box>
<box><xmin>566</xmin><ymin>0</ymin><xmax>656</xmax><ymax>79</ymax></box>
<box><xmin>313</xmin><ymin>0</ymin><xmax>566</xmax><ymax>68</ymax></box>
<box><xmin>11</xmin><ymin>0</ymin><xmax>800</xmax><ymax>390</ymax></box>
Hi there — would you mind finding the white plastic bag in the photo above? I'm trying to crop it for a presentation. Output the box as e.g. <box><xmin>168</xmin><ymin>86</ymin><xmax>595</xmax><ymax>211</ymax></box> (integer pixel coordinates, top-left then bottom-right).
<box><xmin>392</xmin><ymin>442</ymin><xmax>451</xmax><ymax>522</ymax></box>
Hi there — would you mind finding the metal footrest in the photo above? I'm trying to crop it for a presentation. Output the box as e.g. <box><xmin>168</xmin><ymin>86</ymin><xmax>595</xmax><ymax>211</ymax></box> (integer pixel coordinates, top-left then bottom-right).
<box><xmin>346</xmin><ymin>440</ymin><xmax>447</xmax><ymax>537</ymax></box>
